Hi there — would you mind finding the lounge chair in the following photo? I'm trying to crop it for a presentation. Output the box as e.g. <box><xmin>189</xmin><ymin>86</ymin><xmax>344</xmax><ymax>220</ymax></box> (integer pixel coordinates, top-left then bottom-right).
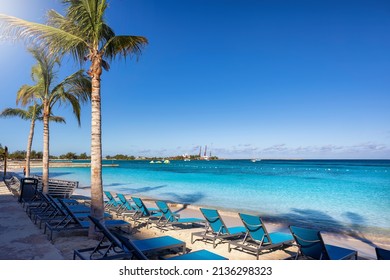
<box><xmin>131</xmin><ymin>196</ymin><xmax>161</xmax><ymax>222</ymax></box>
<box><xmin>34</xmin><ymin>194</ymin><xmax>111</xmax><ymax>228</ymax></box>
<box><xmin>375</xmin><ymin>247</ymin><xmax>390</xmax><ymax>260</ymax></box>
<box><xmin>191</xmin><ymin>208</ymin><xmax>246</xmax><ymax>248</ymax></box>
<box><xmin>44</xmin><ymin>199</ymin><xmax>131</xmax><ymax>241</ymax></box>
<box><xmin>74</xmin><ymin>216</ymin><xmax>227</xmax><ymax>260</ymax></box>
<box><xmin>116</xmin><ymin>193</ymin><xmax>138</xmax><ymax>216</ymax></box>
<box><xmin>165</xmin><ymin>249</ymin><xmax>227</xmax><ymax>260</ymax></box>
<box><xmin>104</xmin><ymin>191</ymin><xmax>122</xmax><ymax>210</ymax></box>
<box><xmin>289</xmin><ymin>225</ymin><xmax>358</xmax><ymax>260</ymax></box>
<box><xmin>228</xmin><ymin>213</ymin><xmax>294</xmax><ymax>259</ymax></box>
<box><xmin>74</xmin><ymin>215</ymin><xmax>185</xmax><ymax>260</ymax></box>
<box><xmin>152</xmin><ymin>200</ymin><xmax>205</xmax><ymax>230</ymax></box>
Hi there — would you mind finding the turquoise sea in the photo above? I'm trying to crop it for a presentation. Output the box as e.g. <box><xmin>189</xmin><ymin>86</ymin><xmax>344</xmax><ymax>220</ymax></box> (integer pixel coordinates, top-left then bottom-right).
<box><xmin>37</xmin><ymin>159</ymin><xmax>390</xmax><ymax>238</ymax></box>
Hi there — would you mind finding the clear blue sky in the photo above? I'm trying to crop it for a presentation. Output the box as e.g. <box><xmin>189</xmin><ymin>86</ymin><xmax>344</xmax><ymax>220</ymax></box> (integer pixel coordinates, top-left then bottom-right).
<box><xmin>0</xmin><ymin>0</ymin><xmax>389</xmax><ymax>159</ymax></box>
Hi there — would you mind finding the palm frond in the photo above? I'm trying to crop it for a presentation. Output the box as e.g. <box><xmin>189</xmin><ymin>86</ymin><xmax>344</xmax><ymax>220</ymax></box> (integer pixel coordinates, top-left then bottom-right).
<box><xmin>16</xmin><ymin>84</ymin><xmax>42</xmax><ymax>106</ymax></box>
<box><xmin>103</xmin><ymin>35</ymin><xmax>148</xmax><ymax>62</ymax></box>
<box><xmin>62</xmin><ymin>92</ymin><xmax>82</xmax><ymax>126</ymax></box>
<box><xmin>48</xmin><ymin>115</ymin><xmax>66</xmax><ymax>124</ymax></box>
<box><xmin>0</xmin><ymin>13</ymin><xmax>87</xmax><ymax>57</ymax></box>
<box><xmin>0</xmin><ymin>108</ymin><xmax>30</xmax><ymax>120</ymax></box>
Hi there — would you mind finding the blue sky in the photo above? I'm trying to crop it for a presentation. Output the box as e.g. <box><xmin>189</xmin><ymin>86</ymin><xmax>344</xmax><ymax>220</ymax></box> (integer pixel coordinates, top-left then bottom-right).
<box><xmin>0</xmin><ymin>0</ymin><xmax>389</xmax><ymax>159</ymax></box>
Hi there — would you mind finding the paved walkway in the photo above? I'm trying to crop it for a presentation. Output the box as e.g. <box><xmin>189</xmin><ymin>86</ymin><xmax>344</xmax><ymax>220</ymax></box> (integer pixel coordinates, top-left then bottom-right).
<box><xmin>0</xmin><ymin>178</ymin><xmax>64</xmax><ymax>260</ymax></box>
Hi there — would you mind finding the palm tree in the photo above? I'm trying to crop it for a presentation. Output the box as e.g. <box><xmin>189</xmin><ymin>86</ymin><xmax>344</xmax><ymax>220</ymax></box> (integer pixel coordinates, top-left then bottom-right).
<box><xmin>0</xmin><ymin>103</ymin><xmax>65</xmax><ymax>177</ymax></box>
<box><xmin>0</xmin><ymin>0</ymin><xmax>147</xmax><ymax>237</ymax></box>
<box><xmin>16</xmin><ymin>47</ymin><xmax>91</xmax><ymax>193</ymax></box>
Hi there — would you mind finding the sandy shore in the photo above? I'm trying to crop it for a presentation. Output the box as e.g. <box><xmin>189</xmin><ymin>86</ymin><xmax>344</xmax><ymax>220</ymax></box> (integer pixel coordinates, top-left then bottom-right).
<box><xmin>71</xmin><ymin>188</ymin><xmax>388</xmax><ymax>260</ymax></box>
<box><xmin>1</xmin><ymin>171</ymin><xmax>388</xmax><ymax>260</ymax></box>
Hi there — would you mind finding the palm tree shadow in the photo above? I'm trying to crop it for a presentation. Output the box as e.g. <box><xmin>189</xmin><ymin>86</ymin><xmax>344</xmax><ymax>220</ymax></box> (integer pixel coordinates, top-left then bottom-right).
<box><xmin>161</xmin><ymin>192</ymin><xmax>205</xmax><ymax>214</ymax></box>
<box><xmin>109</xmin><ymin>185</ymin><xmax>167</xmax><ymax>194</ymax></box>
<box><xmin>262</xmin><ymin>208</ymin><xmax>378</xmax><ymax>247</ymax></box>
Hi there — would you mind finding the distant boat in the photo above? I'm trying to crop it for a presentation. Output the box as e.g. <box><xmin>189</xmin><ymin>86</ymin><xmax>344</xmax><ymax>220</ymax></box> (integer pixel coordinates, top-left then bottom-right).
<box><xmin>251</xmin><ymin>159</ymin><xmax>261</xmax><ymax>163</ymax></box>
<box><xmin>164</xmin><ymin>159</ymin><xmax>170</xmax><ymax>164</ymax></box>
<box><xmin>184</xmin><ymin>158</ymin><xmax>191</xmax><ymax>162</ymax></box>
<box><xmin>150</xmin><ymin>160</ymin><xmax>154</xmax><ymax>164</ymax></box>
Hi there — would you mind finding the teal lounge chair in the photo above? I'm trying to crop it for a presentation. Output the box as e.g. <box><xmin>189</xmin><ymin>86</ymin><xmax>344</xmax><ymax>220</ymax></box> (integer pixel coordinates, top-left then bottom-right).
<box><xmin>74</xmin><ymin>216</ymin><xmax>227</xmax><ymax>260</ymax></box>
<box><xmin>375</xmin><ymin>247</ymin><xmax>390</xmax><ymax>260</ymax></box>
<box><xmin>191</xmin><ymin>208</ymin><xmax>246</xmax><ymax>248</ymax></box>
<box><xmin>153</xmin><ymin>200</ymin><xmax>205</xmax><ymax>229</ymax></box>
<box><xmin>104</xmin><ymin>191</ymin><xmax>121</xmax><ymax>209</ymax></box>
<box><xmin>44</xmin><ymin>199</ymin><xmax>131</xmax><ymax>241</ymax></box>
<box><xmin>131</xmin><ymin>196</ymin><xmax>161</xmax><ymax>221</ymax></box>
<box><xmin>289</xmin><ymin>225</ymin><xmax>358</xmax><ymax>260</ymax></box>
<box><xmin>116</xmin><ymin>193</ymin><xmax>137</xmax><ymax>213</ymax></box>
<box><xmin>228</xmin><ymin>213</ymin><xmax>294</xmax><ymax>259</ymax></box>
<box><xmin>165</xmin><ymin>249</ymin><xmax>227</xmax><ymax>260</ymax></box>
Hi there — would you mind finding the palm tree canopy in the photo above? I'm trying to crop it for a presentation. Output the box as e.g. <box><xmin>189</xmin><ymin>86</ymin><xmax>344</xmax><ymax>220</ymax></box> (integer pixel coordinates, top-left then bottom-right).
<box><xmin>0</xmin><ymin>0</ymin><xmax>148</xmax><ymax>70</ymax></box>
<box><xmin>15</xmin><ymin>47</ymin><xmax>91</xmax><ymax>126</ymax></box>
<box><xmin>0</xmin><ymin>104</ymin><xmax>66</xmax><ymax>124</ymax></box>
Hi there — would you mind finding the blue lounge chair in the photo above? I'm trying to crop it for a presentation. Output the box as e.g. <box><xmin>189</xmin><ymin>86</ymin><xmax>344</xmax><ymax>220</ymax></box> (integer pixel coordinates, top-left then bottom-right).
<box><xmin>74</xmin><ymin>215</ymin><xmax>185</xmax><ymax>260</ymax></box>
<box><xmin>375</xmin><ymin>247</ymin><xmax>390</xmax><ymax>260</ymax></box>
<box><xmin>228</xmin><ymin>213</ymin><xmax>294</xmax><ymax>259</ymax></box>
<box><xmin>34</xmin><ymin>193</ymin><xmax>111</xmax><ymax>228</ymax></box>
<box><xmin>44</xmin><ymin>199</ymin><xmax>131</xmax><ymax>241</ymax></box>
<box><xmin>74</xmin><ymin>215</ymin><xmax>227</xmax><ymax>260</ymax></box>
<box><xmin>289</xmin><ymin>225</ymin><xmax>358</xmax><ymax>260</ymax></box>
<box><xmin>104</xmin><ymin>191</ymin><xmax>121</xmax><ymax>210</ymax></box>
<box><xmin>191</xmin><ymin>208</ymin><xmax>246</xmax><ymax>248</ymax></box>
<box><xmin>131</xmin><ymin>196</ymin><xmax>161</xmax><ymax>222</ymax></box>
<box><xmin>153</xmin><ymin>200</ymin><xmax>205</xmax><ymax>230</ymax></box>
<box><xmin>165</xmin><ymin>249</ymin><xmax>228</xmax><ymax>260</ymax></box>
<box><xmin>116</xmin><ymin>193</ymin><xmax>137</xmax><ymax>213</ymax></box>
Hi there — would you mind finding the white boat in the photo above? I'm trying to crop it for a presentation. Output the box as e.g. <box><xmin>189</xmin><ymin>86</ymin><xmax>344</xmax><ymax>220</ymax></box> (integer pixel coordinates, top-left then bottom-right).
<box><xmin>251</xmin><ymin>159</ymin><xmax>261</xmax><ymax>163</ymax></box>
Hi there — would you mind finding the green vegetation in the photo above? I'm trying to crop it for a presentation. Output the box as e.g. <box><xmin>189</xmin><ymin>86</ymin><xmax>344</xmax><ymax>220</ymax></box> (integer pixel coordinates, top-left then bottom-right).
<box><xmin>0</xmin><ymin>1</ymin><xmax>148</xmax><ymax>237</ymax></box>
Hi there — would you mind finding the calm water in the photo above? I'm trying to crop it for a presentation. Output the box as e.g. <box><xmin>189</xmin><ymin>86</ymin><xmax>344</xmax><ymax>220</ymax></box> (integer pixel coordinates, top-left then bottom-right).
<box><xmin>37</xmin><ymin>159</ymin><xmax>390</xmax><ymax>236</ymax></box>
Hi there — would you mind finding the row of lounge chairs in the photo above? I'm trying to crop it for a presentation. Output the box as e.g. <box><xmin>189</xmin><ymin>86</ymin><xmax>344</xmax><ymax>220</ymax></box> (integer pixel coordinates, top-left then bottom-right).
<box><xmin>22</xmin><ymin>190</ymin><xmax>131</xmax><ymax>241</ymax></box>
<box><xmin>103</xmin><ymin>191</ymin><xmax>385</xmax><ymax>260</ymax></box>
<box><xmin>13</xmin><ymin>180</ymin><xmax>390</xmax><ymax>260</ymax></box>
<box><xmin>74</xmin><ymin>215</ymin><xmax>228</xmax><ymax>260</ymax></box>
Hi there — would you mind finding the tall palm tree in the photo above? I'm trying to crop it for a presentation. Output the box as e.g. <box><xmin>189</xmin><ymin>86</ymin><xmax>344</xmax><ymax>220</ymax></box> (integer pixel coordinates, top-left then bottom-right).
<box><xmin>16</xmin><ymin>47</ymin><xmax>91</xmax><ymax>193</ymax></box>
<box><xmin>0</xmin><ymin>0</ymin><xmax>147</xmax><ymax>237</ymax></box>
<box><xmin>0</xmin><ymin>103</ymin><xmax>65</xmax><ymax>177</ymax></box>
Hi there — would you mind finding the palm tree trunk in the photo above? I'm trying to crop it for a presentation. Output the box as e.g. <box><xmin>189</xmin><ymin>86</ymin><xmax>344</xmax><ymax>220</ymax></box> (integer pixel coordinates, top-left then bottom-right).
<box><xmin>42</xmin><ymin>100</ymin><xmax>50</xmax><ymax>193</ymax></box>
<box><xmin>25</xmin><ymin>117</ymin><xmax>35</xmax><ymax>177</ymax></box>
<box><xmin>89</xmin><ymin>54</ymin><xmax>104</xmax><ymax>238</ymax></box>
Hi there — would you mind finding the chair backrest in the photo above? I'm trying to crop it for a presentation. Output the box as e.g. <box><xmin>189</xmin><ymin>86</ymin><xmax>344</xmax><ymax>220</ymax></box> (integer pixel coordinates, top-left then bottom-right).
<box><xmin>58</xmin><ymin>198</ymin><xmax>82</xmax><ymax>225</ymax></box>
<box><xmin>104</xmin><ymin>191</ymin><xmax>119</xmax><ymax>207</ymax></box>
<box><xmin>376</xmin><ymin>247</ymin><xmax>390</xmax><ymax>260</ymax></box>
<box><xmin>238</xmin><ymin>213</ymin><xmax>271</xmax><ymax>243</ymax></box>
<box><xmin>200</xmin><ymin>208</ymin><xmax>229</xmax><ymax>234</ymax></box>
<box><xmin>155</xmin><ymin>200</ymin><xmax>176</xmax><ymax>222</ymax></box>
<box><xmin>289</xmin><ymin>225</ymin><xmax>329</xmax><ymax>260</ymax></box>
<box><xmin>44</xmin><ymin>194</ymin><xmax>67</xmax><ymax>216</ymax></box>
<box><xmin>112</xmin><ymin>232</ymin><xmax>148</xmax><ymax>260</ymax></box>
<box><xmin>131</xmin><ymin>197</ymin><xmax>151</xmax><ymax>216</ymax></box>
<box><xmin>33</xmin><ymin>175</ymin><xmax>78</xmax><ymax>198</ymax></box>
<box><xmin>88</xmin><ymin>215</ymin><xmax>124</xmax><ymax>248</ymax></box>
<box><xmin>117</xmin><ymin>193</ymin><xmax>134</xmax><ymax>211</ymax></box>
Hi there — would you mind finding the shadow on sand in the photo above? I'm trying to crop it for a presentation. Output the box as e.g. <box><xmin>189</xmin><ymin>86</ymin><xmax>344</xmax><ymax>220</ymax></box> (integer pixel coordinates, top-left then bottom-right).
<box><xmin>160</xmin><ymin>191</ymin><xmax>205</xmax><ymax>214</ymax></box>
<box><xmin>260</xmin><ymin>208</ymin><xmax>380</xmax><ymax>247</ymax></box>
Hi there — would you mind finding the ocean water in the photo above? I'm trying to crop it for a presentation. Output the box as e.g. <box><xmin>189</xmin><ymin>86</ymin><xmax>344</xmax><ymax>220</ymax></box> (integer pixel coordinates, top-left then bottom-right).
<box><xmin>37</xmin><ymin>159</ymin><xmax>390</xmax><ymax>237</ymax></box>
